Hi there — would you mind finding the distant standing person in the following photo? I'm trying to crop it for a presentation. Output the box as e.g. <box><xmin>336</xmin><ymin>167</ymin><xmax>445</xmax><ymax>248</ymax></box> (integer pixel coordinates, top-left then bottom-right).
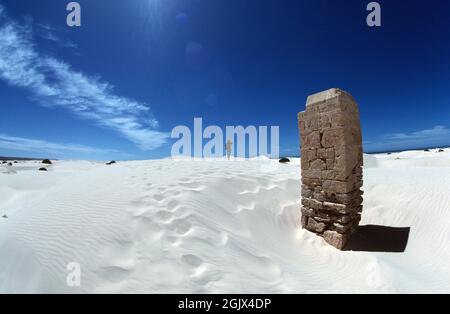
<box><xmin>226</xmin><ymin>139</ymin><xmax>233</xmax><ymax>160</ymax></box>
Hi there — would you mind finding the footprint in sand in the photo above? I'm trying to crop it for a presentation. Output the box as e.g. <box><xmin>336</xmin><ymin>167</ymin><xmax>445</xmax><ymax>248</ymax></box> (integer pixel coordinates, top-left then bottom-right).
<box><xmin>155</xmin><ymin>210</ymin><xmax>173</xmax><ymax>222</ymax></box>
<box><xmin>167</xmin><ymin>199</ymin><xmax>180</xmax><ymax>211</ymax></box>
<box><xmin>181</xmin><ymin>254</ymin><xmax>203</xmax><ymax>268</ymax></box>
<box><xmin>163</xmin><ymin>234</ymin><xmax>182</xmax><ymax>246</ymax></box>
<box><xmin>168</xmin><ymin>218</ymin><xmax>192</xmax><ymax>235</ymax></box>
<box><xmin>181</xmin><ymin>254</ymin><xmax>224</xmax><ymax>288</ymax></box>
<box><xmin>153</xmin><ymin>194</ymin><xmax>165</xmax><ymax>202</ymax></box>
<box><xmin>182</xmin><ymin>227</ymin><xmax>229</xmax><ymax>247</ymax></box>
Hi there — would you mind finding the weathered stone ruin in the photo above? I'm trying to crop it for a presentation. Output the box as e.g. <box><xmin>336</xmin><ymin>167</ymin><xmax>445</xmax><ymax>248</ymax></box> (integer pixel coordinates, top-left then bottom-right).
<box><xmin>298</xmin><ymin>88</ymin><xmax>363</xmax><ymax>250</ymax></box>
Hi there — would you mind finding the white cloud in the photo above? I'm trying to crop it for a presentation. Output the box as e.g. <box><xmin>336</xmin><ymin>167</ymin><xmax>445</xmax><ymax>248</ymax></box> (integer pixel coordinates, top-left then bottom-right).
<box><xmin>386</xmin><ymin>126</ymin><xmax>450</xmax><ymax>141</ymax></box>
<box><xmin>36</xmin><ymin>24</ymin><xmax>78</xmax><ymax>49</ymax></box>
<box><xmin>365</xmin><ymin>125</ymin><xmax>450</xmax><ymax>152</ymax></box>
<box><xmin>0</xmin><ymin>134</ymin><xmax>118</xmax><ymax>155</ymax></box>
<box><xmin>0</xmin><ymin>5</ymin><xmax>169</xmax><ymax>151</ymax></box>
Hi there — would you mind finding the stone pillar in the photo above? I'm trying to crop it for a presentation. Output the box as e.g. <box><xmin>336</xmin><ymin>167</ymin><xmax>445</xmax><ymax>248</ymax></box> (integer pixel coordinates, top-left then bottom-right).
<box><xmin>298</xmin><ymin>88</ymin><xmax>363</xmax><ymax>250</ymax></box>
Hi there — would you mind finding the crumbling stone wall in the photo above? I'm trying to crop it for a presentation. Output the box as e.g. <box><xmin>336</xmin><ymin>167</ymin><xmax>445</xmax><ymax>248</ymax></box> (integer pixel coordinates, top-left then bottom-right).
<box><xmin>298</xmin><ymin>88</ymin><xmax>363</xmax><ymax>250</ymax></box>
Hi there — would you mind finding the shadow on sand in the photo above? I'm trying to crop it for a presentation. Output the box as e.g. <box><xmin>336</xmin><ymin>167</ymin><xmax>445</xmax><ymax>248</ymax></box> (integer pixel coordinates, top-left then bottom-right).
<box><xmin>344</xmin><ymin>225</ymin><xmax>411</xmax><ymax>253</ymax></box>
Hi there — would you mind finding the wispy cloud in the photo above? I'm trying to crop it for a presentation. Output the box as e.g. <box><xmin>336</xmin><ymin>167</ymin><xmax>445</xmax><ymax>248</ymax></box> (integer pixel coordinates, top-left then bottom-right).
<box><xmin>0</xmin><ymin>134</ymin><xmax>118</xmax><ymax>155</ymax></box>
<box><xmin>385</xmin><ymin>125</ymin><xmax>450</xmax><ymax>141</ymax></box>
<box><xmin>0</xmin><ymin>4</ymin><xmax>169</xmax><ymax>151</ymax></box>
<box><xmin>36</xmin><ymin>23</ymin><xmax>78</xmax><ymax>49</ymax></box>
<box><xmin>365</xmin><ymin>125</ymin><xmax>450</xmax><ymax>152</ymax></box>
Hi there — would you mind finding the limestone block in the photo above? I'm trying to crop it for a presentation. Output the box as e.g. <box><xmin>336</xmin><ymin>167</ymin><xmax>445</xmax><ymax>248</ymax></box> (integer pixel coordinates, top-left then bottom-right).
<box><xmin>306</xmin><ymin>218</ymin><xmax>327</xmax><ymax>233</ymax></box>
<box><xmin>323</xmin><ymin>231</ymin><xmax>349</xmax><ymax>250</ymax></box>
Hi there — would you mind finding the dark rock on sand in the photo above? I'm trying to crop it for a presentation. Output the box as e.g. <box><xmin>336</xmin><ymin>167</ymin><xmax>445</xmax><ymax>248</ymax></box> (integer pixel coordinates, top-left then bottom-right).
<box><xmin>7</xmin><ymin>162</ymin><xmax>12</xmax><ymax>166</ymax></box>
<box><xmin>42</xmin><ymin>159</ymin><xmax>52</xmax><ymax>164</ymax></box>
<box><xmin>438</xmin><ymin>149</ymin><xmax>444</xmax><ymax>153</ymax></box>
<box><xmin>279</xmin><ymin>157</ymin><xmax>290</xmax><ymax>164</ymax></box>
<box><xmin>106</xmin><ymin>161</ymin><xmax>116</xmax><ymax>165</ymax></box>
<box><xmin>2</xmin><ymin>215</ymin><xmax>7</xmax><ymax>219</ymax></box>
<box><xmin>39</xmin><ymin>167</ymin><xmax>48</xmax><ymax>171</ymax></box>
<box><xmin>424</xmin><ymin>149</ymin><xmax>430</xmax><ymax>152</ymax></box>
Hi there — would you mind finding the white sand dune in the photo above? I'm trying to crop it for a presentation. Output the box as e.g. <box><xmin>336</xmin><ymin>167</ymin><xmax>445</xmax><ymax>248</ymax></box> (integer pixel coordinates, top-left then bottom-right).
<box><xmin>0</xmin><ymin>150</ymin><xmax>449</xmax><ymax>293</ymax></box>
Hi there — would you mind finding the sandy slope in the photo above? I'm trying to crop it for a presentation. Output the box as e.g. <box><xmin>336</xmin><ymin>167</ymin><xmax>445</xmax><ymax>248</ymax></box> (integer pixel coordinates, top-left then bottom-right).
<box><xmin>0</xmin><ymin>150</ymin><xmax>449</xmax><ymax>293</ymax></box>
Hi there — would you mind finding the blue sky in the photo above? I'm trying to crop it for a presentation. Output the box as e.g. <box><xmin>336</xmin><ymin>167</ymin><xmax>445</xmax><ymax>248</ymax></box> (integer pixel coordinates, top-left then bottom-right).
<box><xmin>0</xmin><ymin>0</ymin><xmax>449</xmax><ymax>160</ymax></box>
